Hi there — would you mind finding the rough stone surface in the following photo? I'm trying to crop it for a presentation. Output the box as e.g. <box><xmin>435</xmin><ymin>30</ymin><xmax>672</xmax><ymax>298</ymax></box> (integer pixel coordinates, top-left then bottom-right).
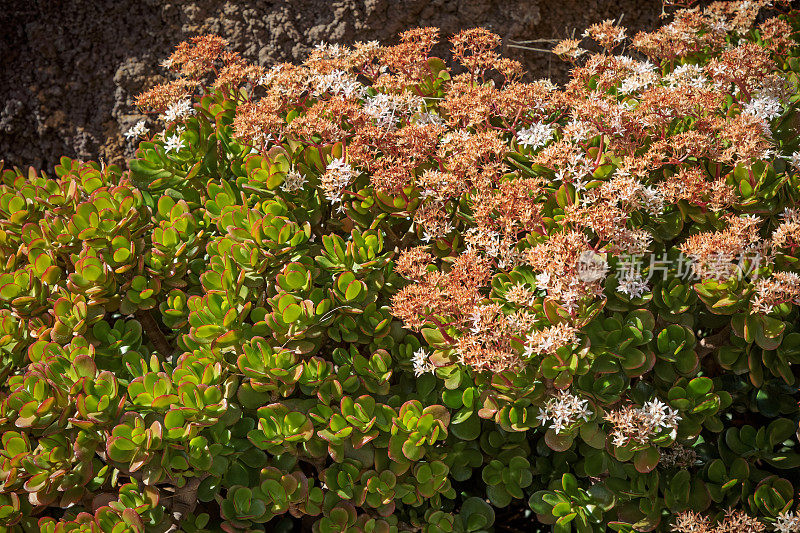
<box><xmin>0</xmin><ymin>0</ymin><xmax>661</xmax><ymax>171</ymax></box>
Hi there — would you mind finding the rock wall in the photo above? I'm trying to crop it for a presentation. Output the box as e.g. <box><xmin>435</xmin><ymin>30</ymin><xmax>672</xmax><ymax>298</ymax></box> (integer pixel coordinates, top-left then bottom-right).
<box><xmin>0</xmin><ymin>0</ymin><xmax>662</xmax><ymax>170</ymax></box>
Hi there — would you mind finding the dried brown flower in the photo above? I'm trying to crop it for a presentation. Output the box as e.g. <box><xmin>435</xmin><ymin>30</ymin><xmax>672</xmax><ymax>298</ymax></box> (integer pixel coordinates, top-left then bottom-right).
<box><xmin>584</xmin><ymin>19</ymin><xmax>627</xmax><ymax>51</ymax></box>
<box><xmin>772</xmin><ymin>208</ymin><xmax>800</xmax><ymax>252</ymax></box>
<box><xmin>450</xmin><ymin>28</ymin><xmax>502</xmax><ymax>78</ymax></box>
<box><xmin>232</xmin><ymin>94</ymin><xmax>285</xmax><ymax>146</ymax></box>
<box><xmin>134</xmin><ymin>79</ymin><xmax>198</xmax><ymax>111</ymax></box>
<box><xmin>395</xmin><ymin>247</ymin><xmax>434</xmax><ymax>280</ymax></box>
<box><xmin>752</xmin><ymin>271</ymin><xmax>800</xmax><ymax>314</ymax></box>
<box><xmin>377</xmin><ymin>27</ymin><xmax>440</xmax><ymax>90</ymax></box>
<box><xmin>679</xmin><ymin>215</ymin><xmax>763</xmax><ymax>280</ymax></box>
<box><xmin>166</xmin><ymin>34</ymin><xmax>229</xmax><ymax>78</ymax></box>
<box><xmin>758</xmin><ymin>17</ymin><xmax>797</xmax><ymax>55</ymax></box>
<box><xmin>553</xmin><ymin>39</ymin><xmax>587</xmax><ymax>62</ymax></box>
<box><xmin>213</xmin><ymin>52</ymin><xmax>265</xmax><ymax>89</ymax></box>
<box><xmin>657</xmin><ymin>167</ymin><xmax>736</xmax><ymax>211</ymax></box>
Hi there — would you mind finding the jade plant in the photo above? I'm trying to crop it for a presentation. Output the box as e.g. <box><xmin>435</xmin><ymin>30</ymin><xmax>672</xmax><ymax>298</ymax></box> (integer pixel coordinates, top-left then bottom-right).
<box><xmin>2</xmin><ymin>0</ymin><xmax>800</xmax><ymax>531</ymax></box>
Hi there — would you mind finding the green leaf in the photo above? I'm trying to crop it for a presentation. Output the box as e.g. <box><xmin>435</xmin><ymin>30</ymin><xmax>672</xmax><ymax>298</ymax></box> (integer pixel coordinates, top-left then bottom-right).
<box><xmin>450</xmin><ymin>412</ymin><xmax>481</xmax><ymax>441</ymax></box>
<box><xmin>344</xmin><ymin>280</ymin><xmax>362</xmax><ymax>301</ymax></box>
<box><xmin>282</xmin><ymin>303</ymin><xmax>302</xmax><ymax>323</ymax></box>
<box><xmin>561</xmin><ymin>473</ymin><xmax>578</xmax><ymax>497</ymax></box>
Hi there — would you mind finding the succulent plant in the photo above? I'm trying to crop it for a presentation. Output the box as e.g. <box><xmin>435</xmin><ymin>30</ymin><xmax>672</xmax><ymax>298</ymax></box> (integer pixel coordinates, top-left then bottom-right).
<box><xmin>3</xmin><ymin>5</ymin><xmax>800</xmax><ymax>531</ymax></box>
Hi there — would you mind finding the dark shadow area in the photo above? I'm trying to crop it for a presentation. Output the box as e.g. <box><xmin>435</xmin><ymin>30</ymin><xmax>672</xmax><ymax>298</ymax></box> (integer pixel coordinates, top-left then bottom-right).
<box><xmin>0</xmin><ymin>0</ymin><xmax>662</xmax><ymax>171</ymax></box>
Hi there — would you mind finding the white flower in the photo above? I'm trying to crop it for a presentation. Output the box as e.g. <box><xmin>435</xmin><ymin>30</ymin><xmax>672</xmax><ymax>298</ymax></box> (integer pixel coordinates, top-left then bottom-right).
<box><xmin>613</xmin><ymin>433</ymin><xmax>629</xmax><ymax>447</ymax></box>
<box><xmin>775</xmin><ymin>511</ymin><xmax>800</xmax><ymax>533</ymax></box>
<box><xmin>665</xmin><ymin>64</ymin><xmax>708</xmax><ymax>88</ymax></box>
<box><xmin>783</xmin><ymin>207</ymin><xmax>800</xmax><ymax>222</ymax></box>
<box><xmin>311</xmin><ymin>70</ymin><xmax>365</xmax><ymax>98</ymax></box>
<box><xmin>563</xmin><ymin>119</ymin><xmax>596</xmax><ymax>143</ymax></box>
<box><xmin>641</xmin><ymin>399</ymin><xmax>669</xmax><ymax>428</ymax></box>
<box><xmin>524</xmin><ymin>324</ymin><xmax>578</xmax><ymax>358</ymax></box>
<box><xmin>363</xmin><ymin>93</ymin><xmax>425</xmax><ymax>129</ymax></box>
<box><xmin>257</xmin><ymin>64</ymin><xmax>284</xmax><ymax>86</ymax></box>
<box><xmin>124</xmin><ymin>120</ymin><xmax>148</xmax><ymax>140</ymax></box>
<box><xmin>638</xmin><ymin>185</ymin><xmax>664</xmax><ymax>215</ymax></box>
<box><xmin>536</xmin><ymin>408</ymin><xmax>549</xmax><ymax>424</ymax></box>
<box><xmin>516</xmin><ymin>122</ymin><xmax>555</xmax><ymax>150</ymax></box>
<box><xmin>789</xmin><ymin>151</ymin><xmax>800</xmax><ymax>171</ymax></box>
<box><xmin>411</xmin><ymin>348</ymin><xmax>435</xmax><ymax>377</ymax></box>
<box><xmin>161</xmin><ymin>99</ymin><xmax>194</xmax><ymax>123</ymax></box>
<box><xmin>741</xmin><ymin>213</ymin><xmax>762</xmax><ymax>226</ymax></box>
<box><xmin>164</xmin><ymin>133</ymin><xmax>185</xmax><ymax>153</ymax></box>
<box><xmin>633</xmin><ymin>60</ymin><xmax>655</xmax><ymax>75</ymax></box>
<box><xmin>577</xmin><ymin>402</ymin><xmax>593</xmax><ymax>421</ymax></box>
<box><xmin>257</xmin><ymin>133</ymin><xmax>274</xmax><ymax>148</ymax></box>
<box><xmin>313</xmin><ymin>42</ymin><xmax>346</xmax><ymax>58</ymax></box>
<box><xmin>532</xmin><ymin>332</ymin><xmax>554</xmax><ymax>354</ymax></box>
<box><xmin>609</xmin><ymin>112</ymin><xmax>627</xmax><ymax>136</ymax></box>
<box><xmin>619</xmin><ymin>72</ymin><xmax>656</xmax><ymax>95</ymax></box>
<box><xmin>562</xmin><ymin>296</ymin><xmax>580</xmax><ymax>313</ymax></box>
<box><xmin>327</xmin><ymin>157</ymin><xmax>352</xmax><ymax>174</ymax></box>
<box><xmin>321</xmin><ymin>158</ymin><xmax>355</xmax><ymax>204</ymax></box>
<box><xmin>537</xmin><ymin>390</ymin><xmax>593</xmax><ymax>434</ymax></box>
<box><xmin>743</xmin><ymin>95</ymin><xmax>783</xmax><ymax>122</ymax></box>
<box><xmin>641</xmin><ymin>399</ymin><xmax>681</xmax><ymax>432</ymax></box>
<box><xmin>616</xmin><ymin>272</ymin><xmax>649</xmax><ymax>299</ymax></box>
<box><xmin>281</xmin><ymin>169</ymin><xmax>307</xmax><ymax>193</ymax></box>
<box><xmin>779</xmin><ymin>272</ymin><xmax>800</xmax><ymax>287</ymax></box>
<box><xmin>607</xmin><ymin>397</ymin><xmax>681</xmax><ymax>447</ymax></box>
<box><xmin>469</xmin><ymin>311</ymin><xmax>483</xmax><ymax>335</ymax></box>
<box><xmin>412</xmin><ymin>111</ymin><xmax>444</xmax><ymax>127</ymax></box>
<box><xmin>572</xmin><ymin>176</ymin><xmax>590</xmax><ymax>193</ymax></box>
<box><xmin>707</xmin><ymin>18</ymin><xmax>732</xmax><ymax>33</ymax></box>
<box><xmin>363</xmin><ymin>93</ymin><xmax>398</xmax><ymax>128</ymax></box>
<box><xmin>535</xmin><ymin>272</ymin><xmax>552</xmax><ymax>290</ymax></box>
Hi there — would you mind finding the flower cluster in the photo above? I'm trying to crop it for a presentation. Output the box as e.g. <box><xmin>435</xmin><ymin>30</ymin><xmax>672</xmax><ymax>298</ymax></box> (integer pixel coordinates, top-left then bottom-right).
<box><xmin>584</xmin><ymin>19</ymin><xmax>627</xmax><ymax>51</ymax></box>
<box><xmin>280</xmin><ymin>168</ymin><xmax>307</xmax><ymax>193</ymax></box>
<box><xmin>772</xmin><ymin>207</ymin><xmax>800</xmax><ymax>252</ymax></box>
<box><xmin>680</xmin><ymin>215</ymin><xmax>764</xmax><ymax>280</ymax></box>
<box><xmin>160</xmin><ymin>98</ymin><xmax>194</xmax><ymax>123</ymax></box>
<box><xmin>516</xmin><ymin>122</ymin><xmax>555</xmax><ymax>150</ymax></box>
<box><xmin>3</xmin><ymin>1</ymin><xmax>800</xmax><ymax>531</ymax></box>
<box><xmin>524</xmin><ymin>323</ymin><xmax>579</xmax><ymax>358</ymax></box>
<box><xmin>411</xmin><ymin>347</ymin><xmax>435</xmax><ymax>376</ymax></box>
<box><xmin>123</xmin><ymin>119</ymin><xmax>148</xmax><ymax>140</ymax></box>
<box><xmin>536</xmin><ymin>390</ymin><xmax>593</xmax><ymax>434</ymax></box>
<box><xmin>751</xmin><ymin>271</ymin><xmax>800</xmax><ymax>314</ymax></box>
<box><xmin>605</xmin><ymin>399</ymin><xmax>682</xmax><ymax>447</ymax></box>
<box><xmin>776</xmin><ymin>511</ymin><xmax>800</xmax><ymax>533</ymax></box>
<box><xmin>671</xmin><ymin>510</ymin><xmax>766</xmax><ymax>533</ymax></box>
<box><xmin>320</xmin><ymin>157</ymin><xmax>356</xmax><ymax>206</ymax></box>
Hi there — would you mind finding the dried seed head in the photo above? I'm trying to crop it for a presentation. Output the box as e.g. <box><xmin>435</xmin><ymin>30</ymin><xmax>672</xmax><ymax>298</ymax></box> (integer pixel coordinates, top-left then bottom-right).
<box><xmin>166</xmin><ymin>34</ymin><xmax>229</xmax><ymax>78</ymax></box>
<box><xmin>134</xmin><ymin>79</ymin><xmax>197</xmax><ymax>111</ymax></box>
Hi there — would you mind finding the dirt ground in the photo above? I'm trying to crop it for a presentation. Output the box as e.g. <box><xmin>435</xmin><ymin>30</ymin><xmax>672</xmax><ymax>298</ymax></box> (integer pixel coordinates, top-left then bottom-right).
<box><xmin>0</xmin><ymin>0</ymin><xmax>662</xmax><ymax>171</ymax></box>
